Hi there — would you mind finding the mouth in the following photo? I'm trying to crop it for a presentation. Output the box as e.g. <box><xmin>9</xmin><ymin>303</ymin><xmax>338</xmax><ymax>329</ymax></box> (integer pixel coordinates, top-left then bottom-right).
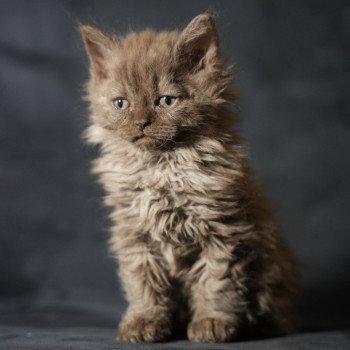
<box><xmin>132</xmin><ymin>133</ymin><xmax>155</xmax><ymax>145</ymax></box>
<box><xmin>132</xmin><ymin>132</ymin><xmax>163</xmax><ymax>148</ymax></box>
<box><xmin>133</xmin><ymin>134</ymin><xmax>145</xmax><ymax>142</ymax></box>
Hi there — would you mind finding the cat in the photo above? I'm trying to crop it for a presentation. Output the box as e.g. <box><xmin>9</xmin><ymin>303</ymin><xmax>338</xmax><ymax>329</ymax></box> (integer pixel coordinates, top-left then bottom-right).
<box><xmin>80</xmin><ymin>13</ymin><xmax>299</xmax><ymax>343</ymax></box>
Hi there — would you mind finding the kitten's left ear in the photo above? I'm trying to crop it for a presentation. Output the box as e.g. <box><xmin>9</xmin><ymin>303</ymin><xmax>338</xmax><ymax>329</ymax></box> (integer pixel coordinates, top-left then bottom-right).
<box><xmin>175</xmin><ymin>14</ymin><xmax>220</xmax><ymax>71</ymax></box>
<box><xmin>80</xmin><ymin>25</ymin><xmax>117</xmax><ymax>80</ymax></box>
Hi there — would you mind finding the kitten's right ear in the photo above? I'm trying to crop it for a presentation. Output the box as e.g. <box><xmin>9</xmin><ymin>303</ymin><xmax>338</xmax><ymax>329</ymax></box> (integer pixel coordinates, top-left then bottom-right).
<box><xmin>79</xmin><ymin>25</ymin><xmax>117</xmax><ymax>80</ymax></box>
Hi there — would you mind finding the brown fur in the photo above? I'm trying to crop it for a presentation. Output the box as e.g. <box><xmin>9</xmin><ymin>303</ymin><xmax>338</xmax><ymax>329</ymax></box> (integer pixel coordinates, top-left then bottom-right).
<box><xmin>80</xmin><ymin>14</ymin><xmax>299</xmax><ymax>343</ymax></box>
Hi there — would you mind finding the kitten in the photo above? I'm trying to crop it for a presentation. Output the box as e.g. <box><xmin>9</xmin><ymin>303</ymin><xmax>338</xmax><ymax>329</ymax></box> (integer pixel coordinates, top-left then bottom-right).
<box><xmin>80</xmin><ymin>14</ymin><xmax>299</xmax><ymax>343</ymax></box>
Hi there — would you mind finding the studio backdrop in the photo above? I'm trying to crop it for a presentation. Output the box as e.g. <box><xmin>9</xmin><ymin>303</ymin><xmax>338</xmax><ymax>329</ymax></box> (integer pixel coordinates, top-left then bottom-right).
<box><xmin>0</xmin><ymin>0</ymin><xmax>349</xmax><ymax>333</ymax></box>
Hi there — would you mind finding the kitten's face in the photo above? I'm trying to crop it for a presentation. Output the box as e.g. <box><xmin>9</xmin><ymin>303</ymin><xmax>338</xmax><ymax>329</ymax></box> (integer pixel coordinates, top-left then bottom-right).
<box><xmin>81</xmin><ymin>15</ymin><xmax>232</xmax><ymax>149</ymax></box>
<box><xmin>92</xmin><ymin>31</ymin><xmax>191</xmax><ymax>148</ymax></box>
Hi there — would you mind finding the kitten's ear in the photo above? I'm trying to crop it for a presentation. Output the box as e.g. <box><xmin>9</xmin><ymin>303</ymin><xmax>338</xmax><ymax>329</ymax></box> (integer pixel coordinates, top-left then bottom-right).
<box><xmin>175</xmin><ymin>14</ymin><xmax>220</xmax><ymax>71</ymax></box>
<box><xmin>79</xmin><ymin>25</ymin><xmax>117</xmax><ymax>79</ymax></box>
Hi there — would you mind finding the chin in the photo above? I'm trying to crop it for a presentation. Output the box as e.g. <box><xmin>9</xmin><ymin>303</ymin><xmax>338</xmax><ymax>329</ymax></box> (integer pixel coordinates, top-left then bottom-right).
<box><xmin>133</xmin><ymin>135</ymin><xmax>173</xmax><ymax>150</ymax></box>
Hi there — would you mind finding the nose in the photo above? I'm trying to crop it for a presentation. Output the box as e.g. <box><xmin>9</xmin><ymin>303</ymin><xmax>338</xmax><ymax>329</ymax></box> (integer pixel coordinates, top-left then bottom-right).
<box><xmin>135</xmin><ymin>120</ymin><xmax>152</xmax><ymax>131</ymax></box>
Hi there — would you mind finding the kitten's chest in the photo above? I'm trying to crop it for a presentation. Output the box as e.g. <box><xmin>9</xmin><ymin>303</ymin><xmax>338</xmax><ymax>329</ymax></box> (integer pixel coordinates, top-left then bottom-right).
<box><xmin>128</xmin><ymin>160</ymin><xmax>210</xmax><ymax>243</ymax></box>
<box><xmin>131</xmin><ymin>158</ymin><xmax>196</xmax><ymax>205</ymax></box>
<box><xmin>136</xmin><ymin>164</ymin><xmax>193</xmax><ymax>217</ymax></box>
<box><xmin>104</xmin><ymin>151</ymin><xmax>226</xmax><ymax>243</ymax></box>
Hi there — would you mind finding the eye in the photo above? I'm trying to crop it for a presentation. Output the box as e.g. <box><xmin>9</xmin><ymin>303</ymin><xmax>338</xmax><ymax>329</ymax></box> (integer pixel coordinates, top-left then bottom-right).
<box><xmin>113</xmin><ymin>98</ymin><xmax>130</xmax><ymax>110</ymax></box>
<box><xmin>158</xmin><ymin>96</ymin><xmax>176</xmax><ymax>108</ymax></box>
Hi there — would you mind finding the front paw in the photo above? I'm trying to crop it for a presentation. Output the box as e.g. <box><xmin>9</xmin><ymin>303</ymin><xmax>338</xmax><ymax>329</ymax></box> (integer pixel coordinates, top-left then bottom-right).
<box><xmin>117</xmin><ymin>314</ymin><xmax>171</xmax><ymax>342</ymax></box>
<box><xmin>188</xmin><ymin>317</ymin><xmax>237</xmax><ymax>342</ymax></box>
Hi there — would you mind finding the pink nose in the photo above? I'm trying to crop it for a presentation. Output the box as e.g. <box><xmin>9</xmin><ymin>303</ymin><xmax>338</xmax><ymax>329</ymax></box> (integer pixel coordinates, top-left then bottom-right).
<box><xmin>135</xmin><ymin>120</ymin><xmax>152</xmax><ymax>131</ymax></box>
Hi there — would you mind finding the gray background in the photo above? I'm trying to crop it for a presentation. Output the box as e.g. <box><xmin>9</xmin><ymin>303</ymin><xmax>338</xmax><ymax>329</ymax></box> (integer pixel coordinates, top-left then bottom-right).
<box><xmin>0</xmin><ymin>0</ymin><xmax>349</xmax><ymax>335</ymax></box>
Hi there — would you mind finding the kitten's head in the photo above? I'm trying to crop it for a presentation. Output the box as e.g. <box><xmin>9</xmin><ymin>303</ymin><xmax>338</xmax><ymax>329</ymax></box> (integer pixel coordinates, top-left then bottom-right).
<box><xmin>80</xmin><ymin>14</ymin><xmax>235</xmax><ymax>149</ymax></box>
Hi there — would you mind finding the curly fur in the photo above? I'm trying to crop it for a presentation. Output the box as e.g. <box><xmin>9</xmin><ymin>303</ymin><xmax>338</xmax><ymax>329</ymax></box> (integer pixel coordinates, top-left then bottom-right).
<box><xmin>80</xmin><ymin>14</ymin><xmax>299</xmax><ymax>343</ymax></box>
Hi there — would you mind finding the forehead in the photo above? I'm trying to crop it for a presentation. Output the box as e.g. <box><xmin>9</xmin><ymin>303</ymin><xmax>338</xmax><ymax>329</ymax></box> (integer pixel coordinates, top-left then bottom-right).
<box><xmin>110</xmin><ymin>30</ymin><xmax>180</xmax><ymax>96</ymax></box>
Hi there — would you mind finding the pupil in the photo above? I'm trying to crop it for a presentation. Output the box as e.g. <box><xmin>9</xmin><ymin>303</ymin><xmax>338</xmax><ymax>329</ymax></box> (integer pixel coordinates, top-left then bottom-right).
<box><xmin>117</xmin><ymin>99</ymin><xmax>123</xmax><ymax>108</ymax></box>
<box><xmin>165</xmin><ymin>96</ymin><xmax>171</xmax><ymax>105</ymax></box>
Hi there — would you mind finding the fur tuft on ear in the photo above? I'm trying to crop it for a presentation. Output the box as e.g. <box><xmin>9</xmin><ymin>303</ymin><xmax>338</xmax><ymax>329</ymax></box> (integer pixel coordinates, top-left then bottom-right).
<box><xmin>175</xmin><ymin>14</ymin><xmax>220</xmax><ymax>71</ymax></box>
<box><xmin>79</xmin><ymin>25</ymin><xmax>117</xmax><ymax>80</ymax></box>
